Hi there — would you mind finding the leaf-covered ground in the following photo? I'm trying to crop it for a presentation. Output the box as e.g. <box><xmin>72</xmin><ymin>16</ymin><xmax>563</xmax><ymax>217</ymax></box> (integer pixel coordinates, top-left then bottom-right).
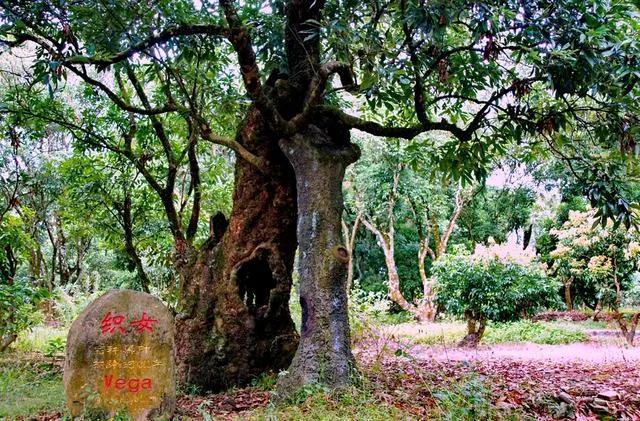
<box><xmin>10</xmin><ymin>321</ymin><xmax>640</xmax><ymax>420</ymax></box>
<box><xmin>173</xmin><ymin>338</ymin><xmax>640</xmax><ymax>420</ymax></box>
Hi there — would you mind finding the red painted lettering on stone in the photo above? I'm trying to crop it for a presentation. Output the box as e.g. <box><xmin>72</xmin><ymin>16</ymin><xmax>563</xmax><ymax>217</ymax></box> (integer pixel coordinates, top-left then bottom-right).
<box><xmin>104</xmin><ymin>375</ymin><xmax>153</xmax><ymax>393</ymax></box>
<box><xmin>101</xmin><ymin>312</ymin><xmax>126</xmax><ymax>335</ymax></box>
<box><xmin>129</xmin><ymin>312</ymin><xmax>158</xmax><ymax>333</ymax></box>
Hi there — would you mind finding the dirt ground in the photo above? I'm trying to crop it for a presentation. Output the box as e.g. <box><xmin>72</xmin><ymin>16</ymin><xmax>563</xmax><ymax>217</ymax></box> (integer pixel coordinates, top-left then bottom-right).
<box><xmin>355</xmin><ymin>323</ymin><xmax>640</xmax><ymax>420</ymax></box>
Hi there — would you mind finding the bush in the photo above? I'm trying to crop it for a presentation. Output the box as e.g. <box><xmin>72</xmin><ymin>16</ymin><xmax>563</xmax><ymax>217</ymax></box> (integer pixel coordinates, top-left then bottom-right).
<box><xmin>434</xmin><ymin>254</ymin><xmax>559</xmax><ymax>346</ymax></box>
<box><xmin>0</xmin><ymin>282</ymin><xmax>48</xmax><ymax>352</ymax></box>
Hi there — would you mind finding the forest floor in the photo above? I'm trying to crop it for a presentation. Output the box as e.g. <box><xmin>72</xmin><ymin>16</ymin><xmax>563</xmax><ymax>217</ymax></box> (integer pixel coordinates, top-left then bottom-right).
<box><xmin>3</xmin><ymin>319</ymin><xmax>640</xmax><ymax>420</ymax></box>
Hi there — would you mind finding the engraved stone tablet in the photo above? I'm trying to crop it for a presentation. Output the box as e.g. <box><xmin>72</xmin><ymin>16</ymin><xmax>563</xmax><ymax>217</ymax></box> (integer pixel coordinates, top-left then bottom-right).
<box><xmin>64</xmin><ymin>289</ymin><xmax>175</xmax><ymax>419</ymax></box>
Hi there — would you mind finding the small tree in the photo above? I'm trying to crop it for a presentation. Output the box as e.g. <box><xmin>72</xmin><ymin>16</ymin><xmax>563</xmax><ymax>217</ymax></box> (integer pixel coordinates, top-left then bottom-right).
<box><xmin>434</xmin><ymin>244</ymin><xmax>559</xmax><ymax>347</ymax></box>
<box><xmin>547</xmin><ymin>209</ymin><xmax>640</xmax><ymax>313</ymax></box>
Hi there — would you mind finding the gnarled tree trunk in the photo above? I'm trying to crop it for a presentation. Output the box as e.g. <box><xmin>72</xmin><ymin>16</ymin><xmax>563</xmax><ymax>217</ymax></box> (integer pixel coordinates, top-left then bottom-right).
<box><xmin>459</xmin><ymin>309</ymin><xmax>486</xmax><ymax>348</ymax></box>
<box><xmin>174</xmin><ymin>108</ymin><xmax>299</xmax><ymax>391</ymax></box>
<box><xmin>276</xmin><ymin>124</ymin><xmax>360</xmax><ymax>396</ymax></box>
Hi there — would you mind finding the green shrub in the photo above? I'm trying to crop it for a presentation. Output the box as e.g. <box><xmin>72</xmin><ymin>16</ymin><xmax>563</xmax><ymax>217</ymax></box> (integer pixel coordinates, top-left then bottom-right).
<box><xmin>0</xmin><ymin>282</ymin><xmax>48</xmax><ymax>352</ymax></box>
<box><xmin>44</xmin><ymin>337</ymin><xmax>66</xmax><ymax>357</ymax></box>
<box><xmin>434</xmin><ymin>254</ymin><xmax>560</xmax><ymax>345</ymax></box>
<box><xmin>484</xmin><ymin>321</ymin><xmax>589</xmax><ymax>345</ymax></box>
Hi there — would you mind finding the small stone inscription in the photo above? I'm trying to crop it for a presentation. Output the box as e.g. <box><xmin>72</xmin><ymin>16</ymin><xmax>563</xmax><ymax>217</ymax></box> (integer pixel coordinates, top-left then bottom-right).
<box><xmin>64</xmin><ymin>289</ymin><xmax>175</xmax><ymax>420</ymax></box>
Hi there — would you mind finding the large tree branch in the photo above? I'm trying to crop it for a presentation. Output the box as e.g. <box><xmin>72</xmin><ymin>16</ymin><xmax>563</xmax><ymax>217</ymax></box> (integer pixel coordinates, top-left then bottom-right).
<box><xmin>319</xmin><ymin>106</ymin><xmax>468</xmax><ymax>140</ymax></box>
<box><xmin>64</xmin><ymin>25</ymin><xmax>230</xmax><ymax>68</ymax></box>
<box><xmin>195</xmin><ymin>114</ymin><xmax>269</xmax><ymax>173</ymax></box>
<box><xmin>219</xmin><ymin>0</ymin><xmax>292</xmax><ymax>133</ymax></box>
<box><xmin>185</xmin><ymin>123</ymin><xmax>201</xmax><ymax>242</ymax></box>
<box><xmin>290</xmin><ymin>61</ymin><xmax>356</xmax><ymax>128</ymax></box>
<box><xmin>124</xmin><ymin>65</ymin><xmax>176</xmax><ymax>166</ymax></box>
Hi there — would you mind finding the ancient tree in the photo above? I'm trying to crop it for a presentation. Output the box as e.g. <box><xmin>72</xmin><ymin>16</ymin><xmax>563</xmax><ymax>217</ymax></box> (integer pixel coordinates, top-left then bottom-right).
<box><xmin>1</xmin><ymin>0</ymin><xmax>639</xmax><ymax>394</ymax></box>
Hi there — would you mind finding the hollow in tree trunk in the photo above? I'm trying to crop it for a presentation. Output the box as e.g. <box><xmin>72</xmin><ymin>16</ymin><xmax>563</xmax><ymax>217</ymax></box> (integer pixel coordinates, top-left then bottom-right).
<box><xmin>276</xmin><ymin>123</ymin><xmax>360</xmax><ymax>397</ymax></box>
<box><xmin>174</xmin><ymin>108</ymin><xmax>299</xmax><ymax>391</ymax></box>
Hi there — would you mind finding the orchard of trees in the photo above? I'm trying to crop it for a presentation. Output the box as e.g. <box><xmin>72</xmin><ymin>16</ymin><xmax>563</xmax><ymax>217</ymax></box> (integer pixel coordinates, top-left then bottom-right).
<box><xmin>1</xmin><ymin>0</ymin><xmax>640</xmax><ymax>418</ymax></box>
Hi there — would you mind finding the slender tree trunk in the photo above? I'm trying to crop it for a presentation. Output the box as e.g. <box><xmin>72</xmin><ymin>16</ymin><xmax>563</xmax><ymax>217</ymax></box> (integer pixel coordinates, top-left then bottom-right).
<box><xmin>615</xmin><ymin>312</ymin><xmax>640</xmax><ymax>346</ymax></box>
<box><xmin>341</xmin><ymin>211</ymin><xmax>361</xmax><ymax>291</ymax></box>
<box><xmin>276</xmin><ymin>124</ymin><xmax>359</xmax><ymax>396</ymax></box>
<box><xmin>0</xmin><ymin>334</ymin><xmax>17</xmax><ymax>353</ymax></box>
<box><xmin>593</xmin><ymin>299</ymin><xmax>603</xmax><ymax>322</ymax></box>
<box><xmin>417</xmin><ymin>240</ymin><xmax>437</xmax><ymax>322</ymax></box>
<box><xmin>361</xmin><ymin>218</ymin><xmax>418</xmax><ymax>317</ymax></box>
<box><xmin>174</xmin><ymin>107</ymin><xmax>299</xmax><ymax>391</ymax></box>
<box><xmin>459</xmin><ymin>310</ymin><xmax>486</xmax><ymax>348</ymax></box>
<box><xmin>122</xmin><ymin>194</ymin><xmax>151</xmax><ymax>293</ymax></box>
<box><xmin>613</xmin><ymin>257</ymin><xmax>622</xmax><ymax>308</ymax></box>
<box><xmin>564</xmin><ymin>279</ymin><xmax>573</xmax><ymax>311</ymax></box>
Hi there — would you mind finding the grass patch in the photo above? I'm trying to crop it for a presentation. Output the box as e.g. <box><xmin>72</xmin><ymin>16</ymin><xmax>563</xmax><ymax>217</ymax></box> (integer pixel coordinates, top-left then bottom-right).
<box><xmin>401</xmin><ymin>322</ymin><xmax>468</xmax><ymax>346</ymax></box>
<box><xmin>409</xmin><ymin>320</ymin><xmax>589</xmax><ymax>346</ymax></box>
<box><xmin>484</xmin><ymin>321</ymin><xmax>589</xmax><ymax>345</ymax></box>
<box><xmin>14</xmin><ymin>325</ymin><xmax>68</xmax><ymax>354</ymax></box>
<box><xmin>250</xmin><ymin>375</ymin><xmax>526</xmax><ymax>420</ymax></box>
<box><xmin>251</xmin><ymin>386</ymin><xmax>405</xmax><ymax>420</ymax></box>
<box><xmin>431</xmin><ymin>375</ymin><xmax>529</xmax><ymax>420</ymax></box>
<box><xmin>0</xmin><ymin>353</ymin><xmax>65</xmax><ymax>418</ymax></box>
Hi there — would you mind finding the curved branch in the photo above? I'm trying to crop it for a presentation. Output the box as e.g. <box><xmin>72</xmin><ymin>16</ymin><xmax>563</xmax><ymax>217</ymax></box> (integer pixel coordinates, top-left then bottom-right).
<box><xmin>64</xmin><ymin>25</ymin><xmax>230</xmax><ymax>68</ymax></box>
<box><xmin>319</xmin><ymin>106</ymin><xmax>467</xmax><ymax>140</ymax></box>
<box><xmin>198</xmin><ymin>122</ymin><xmax>269</xmax><ymax>173</ymax></box>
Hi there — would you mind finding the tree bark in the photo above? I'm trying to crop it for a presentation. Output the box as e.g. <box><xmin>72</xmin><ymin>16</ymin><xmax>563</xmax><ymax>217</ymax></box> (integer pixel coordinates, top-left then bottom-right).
<box><xmin>276</xmin><ymin>124</ymin><xmax>359</xmax><ymax>396</ymax></box>
<box><xmin>174</xmin><ymin>107</ymin><xmax>299</xmax><ymax>391</ymax></box>
<box><xmin>564</xmin><ymin>279</ymin><xmax>573</xmax><ymax>311</ymax></box>
<box><xmin>615</xmin><ymin>312</ymin><xmax>640</xmax><ymax>346</ymax></box>
<box><xmin>459</xmin><ymin>310</ymin><xmax>486</xmax><ymax>348</ymax></box>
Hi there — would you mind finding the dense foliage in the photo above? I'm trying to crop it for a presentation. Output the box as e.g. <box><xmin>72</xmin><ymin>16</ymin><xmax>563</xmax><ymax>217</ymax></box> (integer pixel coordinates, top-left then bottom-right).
<box><xmin>544</xmin><ymin>209</ymin><xmax>640</xmax><ymax>310</ymax></box>
<box><xmin>434</xmin><ymin>248</ymin><xmax>559</xmax><ymax>345</ymax></box>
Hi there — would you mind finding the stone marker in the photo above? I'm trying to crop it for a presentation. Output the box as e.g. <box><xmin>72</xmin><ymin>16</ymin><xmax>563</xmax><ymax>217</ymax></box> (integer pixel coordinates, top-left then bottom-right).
<box><xmin>64</xmin><ymin>289</ymin><xmax>175</xmax><ymax>420</ymax></box>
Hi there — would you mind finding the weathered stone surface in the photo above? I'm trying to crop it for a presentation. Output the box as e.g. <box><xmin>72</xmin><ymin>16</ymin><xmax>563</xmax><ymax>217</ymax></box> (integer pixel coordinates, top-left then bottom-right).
<box><xmin>64</xmin><ymin>289</ymin><xmax>175</xmax><ymax>420</ymax></box>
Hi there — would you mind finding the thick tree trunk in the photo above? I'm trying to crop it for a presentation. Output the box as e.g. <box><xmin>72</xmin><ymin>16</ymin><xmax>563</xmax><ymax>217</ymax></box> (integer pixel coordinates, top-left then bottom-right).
<box><xmin>276</xmin><ymin>124</ymin><xmax>359</xmax><ymax>397</ymax></box>
<box><xmin>174</xmin><ymin>108</ymin><xmax>299</xmax><ymax>391</ymax></box>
